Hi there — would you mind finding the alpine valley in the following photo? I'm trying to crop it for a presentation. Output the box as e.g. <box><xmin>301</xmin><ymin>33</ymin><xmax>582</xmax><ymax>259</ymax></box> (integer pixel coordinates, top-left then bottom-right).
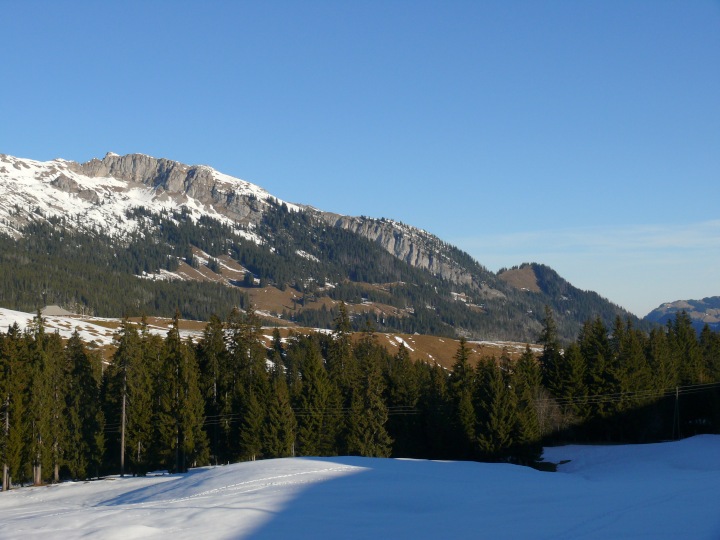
<box><xmin>0</xmin><ymin>152</ymin><xmax>639</xmax><ymax>343</ymax></box>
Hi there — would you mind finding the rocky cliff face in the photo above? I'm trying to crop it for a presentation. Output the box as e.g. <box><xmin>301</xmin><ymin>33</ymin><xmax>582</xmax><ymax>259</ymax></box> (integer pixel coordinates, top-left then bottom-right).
<box><xmin>320</xmin><ymin>213</ymin><xmax>498</xmax><ymax>291</ymax></box>
<box><xmin>71</xmin><ymin>153</ymin><xmax>275</xmax><ymax>225</ymax></box>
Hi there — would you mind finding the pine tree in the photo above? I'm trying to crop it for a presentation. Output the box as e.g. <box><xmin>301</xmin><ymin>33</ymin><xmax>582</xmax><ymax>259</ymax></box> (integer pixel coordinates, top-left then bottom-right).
<box><xmin>668</xmin><ymin>311</ymin><xmax>704</xmax><ymax>384</ymax></box>
<box><xmin>557</xmin><ymin>342</ymin><xmax>589</xmax><ymax>422</ymax></box>
<box><xmin>613</xmin><ymin>320</ymin><xmax>652</xmax><ymax>413</ymax></box>
<box><xmin>295</xmin><ymin>336</ymin><xmax>341</xmax><ymax>456</ymax></box>
<box><xmin>700</xmin><ymin>325</ymin><xmax>720</xmax><ymax>382</ymax></box>
<box><xmin>415</xmin><ymin>362</ymin><xmax>450</xmax><ymax>459</ymax></box>
<box><xmin>538</xmin><ymin>306</ymin><xmax>563</xmax><ymax>391</ymax></box>
<box><xmin>511</xmin><ymin>346</ymin><xmax>542</xmax><ymax>464</ymax></box>
<box><xmin>155</xmin><ymin>314</ymin><xmax>208</xmax><ymax>472</ymax></box>
<box><xmin>0</xmin><ymin>324</ymin><xmax>27</xmax><ymax>488</ymax></box>
<box><xmin>63</xmin><ymin>331</ymin><xmax>105</xmax><ymax>479</ymax></box>
<box><xmin>226</xmin><ymin>305</ymin><xmax>270</xmax><ymax>462</ymax></box>
<box><xmin>579</xmin><ymin>318</ymin><xmax>616</xmax><ymax>419</ymax></box>
<box><xmin>237</xmin><ymin>388</ymin><xmax>265</xmax><ymax>461</ymax></box>
<box><xmin>345</xmin><ymin>331</ymin><xmax>392</xmax><ymax>457</ymax></box>
<box><xmin>196</xmin><ymin>314</ymin><xmax>232</xmax><ymax>464</ymax></box>
<box><xmin>25</xmin><ymin>313</ymin><xmax>59</xmax><ymax>485</ymax></box>
<box><xmin>448</xmin><ymin>338</ymin><xmax>476</xmax><ymax>460</ymax></box>
<box><xmin>476</xmin><ymin>357</ymin><xmax>517</xmax><ymax>461</ymax></box>
<box><xmin>327</xmin><ymin>302</ymin><xmax>358</xmax><ymax>397</ymax></box>
<box><xmin>263</xmin><ymin>366</ymin><xmax>297</xmax><ymax>458</ymax></box>
<box><xmin>647</xmin><ymin>327</ymin><xmax>678</xmax><ymax>392</ymax></box>
<box><xmin>105</xmin><ymin>319</ymin><xmax>154</xmax><ymax>475</ymax></box>
<box><xmin>384</xmin><ymin>343</ymin><xmax>422</xmax><ymax>457</ymax></box>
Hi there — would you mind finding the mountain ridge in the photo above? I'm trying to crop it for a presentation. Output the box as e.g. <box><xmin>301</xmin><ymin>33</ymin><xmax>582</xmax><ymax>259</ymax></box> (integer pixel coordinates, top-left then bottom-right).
<box><xmin>0</xmin><ymin>151</ymin><xmax>640</xmax><ymax>342</ymax></box>
<box><xmin>645</xmin><ymin>296</ymin><xmax>720</xmax><ymax>333</ymax></box>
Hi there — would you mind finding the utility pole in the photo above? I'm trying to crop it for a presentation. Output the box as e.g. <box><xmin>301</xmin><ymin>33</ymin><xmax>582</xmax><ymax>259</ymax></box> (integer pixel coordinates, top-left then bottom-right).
<box><xmin>2</xmin><ymin>397</ymin><xmax>9</xmax><ymax>491</ymax></box>
<box><xmin>672</xmin><ymin>386</ymin><xmax>681</xmax><ymax>440</ymax></box>
<box><xmin>120</xmin><ymin>390</ymin><xmax>126</xmax><ymax>477</ymax></box>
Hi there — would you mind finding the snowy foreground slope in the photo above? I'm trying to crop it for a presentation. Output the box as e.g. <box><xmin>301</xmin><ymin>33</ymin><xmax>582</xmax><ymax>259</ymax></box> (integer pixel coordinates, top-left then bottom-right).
<box><xmin>0</xmin><ymin>436</ymin><xmax>718</xmax><ymax>539</ymax></box>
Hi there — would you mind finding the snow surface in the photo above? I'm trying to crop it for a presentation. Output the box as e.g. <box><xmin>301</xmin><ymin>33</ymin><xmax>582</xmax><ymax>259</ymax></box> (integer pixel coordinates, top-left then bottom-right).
<box><xmin>0</xmin><ymin>436</ymin><xmax>718</xmax><ymax>539</ymax></box>
<box><xmin>0</xmin><ymin>308</ymin><xmax>202</xmax><ymax>347</ymax></box>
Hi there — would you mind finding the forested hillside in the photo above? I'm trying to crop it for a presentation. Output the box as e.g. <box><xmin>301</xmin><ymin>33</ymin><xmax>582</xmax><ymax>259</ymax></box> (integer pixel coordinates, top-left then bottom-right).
<box><xmin>0</xmin><ymin>199</ymin><xmax>638</xmax><ymax>342</ymax></box>
<box><xmin>2</xmin><ymin>307</ymin><xmax>718</xmax><ymax>489</ymax></box>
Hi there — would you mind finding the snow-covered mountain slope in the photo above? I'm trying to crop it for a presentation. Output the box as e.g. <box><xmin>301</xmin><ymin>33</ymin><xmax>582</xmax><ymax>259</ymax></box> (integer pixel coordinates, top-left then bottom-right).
<box><xmin>0</xmin><ymin>152</ymin><xmax>493</xmax><ymax>289</ymax></box>
<box><xmin>0</xmin><ymin>436</ymin><xmax>718</xmax><ymax>539</ymax></box>
<box><xmin>0</xmin><ymin>152</ymin><xmax>298</xmax><ymax>241</ymax></box>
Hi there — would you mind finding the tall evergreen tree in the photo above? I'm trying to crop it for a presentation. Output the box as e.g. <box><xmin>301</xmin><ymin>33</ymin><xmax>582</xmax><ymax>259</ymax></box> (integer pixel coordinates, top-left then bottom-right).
<box><xmin>579</xmin><ymin>318</ymin><xmax>615</xmax><ymax>419</ymax></box>
<box><xmin>647</xmin><ymin>327</ymin><xmax>678</xmax><ymax>393</ymax></box>
<box><xmin>448</xmin><ymin>338</ymin><xmax>476</xmax><ymax>460</ymax></box>
<box><xmin>104</xmin><ymin>319</ymin><xmax>155</xmax><ymax>475</ymax></box>
<box><xmin>63</xmin><ymin>331</ymin><xmax>105</xmax><ymax>479</ymax></box>
<box><xmin>327</xmin><ymin>302</ymin><xmax>358</xmax><ymax>397</ymax></box>
<box><xmin>384</xmin><ymin>343</ymin><xmax>422</xmax><ymax>457</ymax></box>
<box><xmin>295</xmin><ymin>336</ymin><xmax>341</xmax><ymax>456</ymax></box>
<box><xmin>196</xmin><ymin>314</ymin><xmax>232</xmax><ymax>464</ymax></box>
<box><xmin>154</xmin><ymin>313</ymin><xmax>208</xmax><ymax>472</ymax></box>
<box><xmin>668</xmin><ymin>311</ymin><xmax>704</xmax><ymax>384</ymax></box>
<box><xmin>24</xmin><ymin>313</ymin><xmax>62</xmax><ymax>485</ymax></box>
<box><xmin>538</xmin><ymin>306</ymin><xmax>563</xmax><ymax>391</ymax></box>
<box><xmin>556</xmin><ymin>342</ymin><xmax>589</xmax><ymax>423</ymax></box>
<box><xmin>0</xmin><ymin>325</ymin><xmax>28</xmax><ymax>490</ymax></box>
<box><xmin>418</xmin><ymin>362</ymin><xmax>451</xmax><ymax>459</ymax></box>
<box><xmin>511</xmin><ymin>346</ymin><xmax>542</xmax><ymax>464</ymax></box>
<box><xmin>475</xmin><ymin>356</ymin><xmax>517</xmax><ymax>461</ymax></box>
<box><xmin>263</xmin><ymin>365</ymin><xmax>297</xmax><ymax>458</ymax></box>
<box><xmin>345</xmin><ymin>331</ymin><xmax>392</xmax><ymax>457</ymax></box>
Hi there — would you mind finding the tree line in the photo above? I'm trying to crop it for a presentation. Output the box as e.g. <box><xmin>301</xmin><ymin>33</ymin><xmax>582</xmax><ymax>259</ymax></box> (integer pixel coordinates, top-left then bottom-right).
<box><xmin>1</xmin><ymin>305</ymin><xmax>719</xmax><ymax>490</ymax></box>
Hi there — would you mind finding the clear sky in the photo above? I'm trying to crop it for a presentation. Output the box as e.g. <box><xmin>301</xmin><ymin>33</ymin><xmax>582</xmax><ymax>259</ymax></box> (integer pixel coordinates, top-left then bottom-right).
<box><xmin>2</xmin><ymin>0</ymin><xmax>719</xmax><ymax>317</ymax></box>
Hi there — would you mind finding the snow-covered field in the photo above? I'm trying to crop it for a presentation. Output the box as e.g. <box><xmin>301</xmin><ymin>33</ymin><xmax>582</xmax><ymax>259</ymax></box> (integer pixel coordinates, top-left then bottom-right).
<box><xmin>0</xmin><ymin>436</ymin><xmax>718</xmax><ymax>539</ymax></box>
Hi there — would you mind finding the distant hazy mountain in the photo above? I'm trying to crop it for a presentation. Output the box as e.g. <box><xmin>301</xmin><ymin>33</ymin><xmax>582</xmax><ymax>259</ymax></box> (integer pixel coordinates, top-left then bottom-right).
<box><xmin>644</xmin><ymin>297</ymin><xmax>720</xmax><ymax>333</ymax></box>
<box><xmin>0</xmin><ymin>152</ymin><xmax>639</xmax><ymax>342</ymax></box>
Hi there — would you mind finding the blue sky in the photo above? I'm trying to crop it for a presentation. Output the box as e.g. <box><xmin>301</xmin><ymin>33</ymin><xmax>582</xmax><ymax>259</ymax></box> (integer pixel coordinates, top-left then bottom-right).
<box><xmin>3</xmin><ymin>1</ymin><xmax>719</xmax><ymax>317</ymax></box>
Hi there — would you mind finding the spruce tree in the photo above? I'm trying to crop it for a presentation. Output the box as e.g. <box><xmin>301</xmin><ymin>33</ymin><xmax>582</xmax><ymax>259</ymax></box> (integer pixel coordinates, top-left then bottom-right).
<box><xmin>613</xmin><ymin>320</ymin><xmax>652</xmax><ymax>413</ymax></box>
<box><xmin>511</xmin><ymin>346</ymin><xmax>542</xmax><ymax>464</ymax></box>
<box><xmin>384</xmin><ymin>343</ymin><xmax>422</xmax><ymax>457</ymax></box>
<box><xmin>327</xmin><ymin>302</ymin><xmax>358</xmax><ymax>398</ymax></box>
<box><xmin>155</xmin><ymin>314</ymin><xmax>208</xmax><ymax>472</ymax></box>
<box><xmin>63</xmin><ymin>331</ymin><xmax>105</xmax><ymax>479</ymax></box>
<box><xmin>345</xmin><ymin>331</ymin><xmax>392</xmax><ymax>457</ymax></box>
<box><xmin>669</xmin><ymin>312</ymin><xmax>704</xmax><ymax>384</ymax></box>
<box><xmin>0</xmin><ymin>324</ymin><xmax>27</xmax><ymax>488</ymax></box>
<box><xmin>237</xmin><ymin>388</ymin><xmax>265</xmax><ymax>461</ymax></box>
<box><xmin>105</xmin><ymin>319</ymin><xmax>154</xmax><ymax>475</ymax></box>
<box><xmin>647</xmin><ymin>327</ymin><xmax>678</xmax><ymax>393</ymax></box>
<box><xmin>419</xmin><ymin>363</ymin><xmax>451</xmax><ymax>459</ymax></box>
<box><xmin>196</xmin><ymin>314</ymin><xmax>232</xmax><ymax>464</ymax></box>
<box><xmin>25</xmin><ymin>313</ymin><xmax>57</xmax><ymax>484</ymax></box>
<box><xmin>448</xmin><ymin>338</ymin><xmax>476</xmax><ymax>460</ymax></box>
<box><xmin>476</xmin><ymin>357</ymin><xmax>517</xmax><ymax>461</ymax></box>
<box><xmin>538</xmin><ymin>306</ymin><xmax>563</xmax><ymax>391</ymax></box>
<box><xmin>579</xmin><ymin>318</ymin><xmax>615</xmax><ymax>419</ymax></box>
<box><xmin>557</xmin><ymin>342</ymin><xmax>589</xmax><ymax>422</ymax></box>
<box><xmin>263</xmin><ymin>365</ymin><xmax>297</xmax><ymax>458</ymax></box>
<box><xmin>295</xmin><ymin>336</ymin><xmax>341</xmax><ymax>456</ymax></box>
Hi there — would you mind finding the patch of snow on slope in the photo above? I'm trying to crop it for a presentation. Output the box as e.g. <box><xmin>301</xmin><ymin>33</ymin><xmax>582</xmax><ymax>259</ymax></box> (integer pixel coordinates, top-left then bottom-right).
<box><xmin>0</xmin><ymin>154</ymin><xmax>276</xmax><ymax>244</ymax></box>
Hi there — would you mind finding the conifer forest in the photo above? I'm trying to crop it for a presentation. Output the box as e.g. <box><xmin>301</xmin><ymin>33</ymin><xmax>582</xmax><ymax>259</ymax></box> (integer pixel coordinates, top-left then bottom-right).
<box><xmin>1</xmin><ymin>304</ymin><xmax>719</xmax><ymax>489</ymax></box>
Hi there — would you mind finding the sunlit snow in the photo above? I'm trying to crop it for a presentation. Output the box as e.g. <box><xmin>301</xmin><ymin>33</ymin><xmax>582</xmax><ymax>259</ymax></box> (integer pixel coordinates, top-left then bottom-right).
<box><xmin>0</xmin><ymin>436</ymin><xmax>718</xmax><ymax>539</ymax></box>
